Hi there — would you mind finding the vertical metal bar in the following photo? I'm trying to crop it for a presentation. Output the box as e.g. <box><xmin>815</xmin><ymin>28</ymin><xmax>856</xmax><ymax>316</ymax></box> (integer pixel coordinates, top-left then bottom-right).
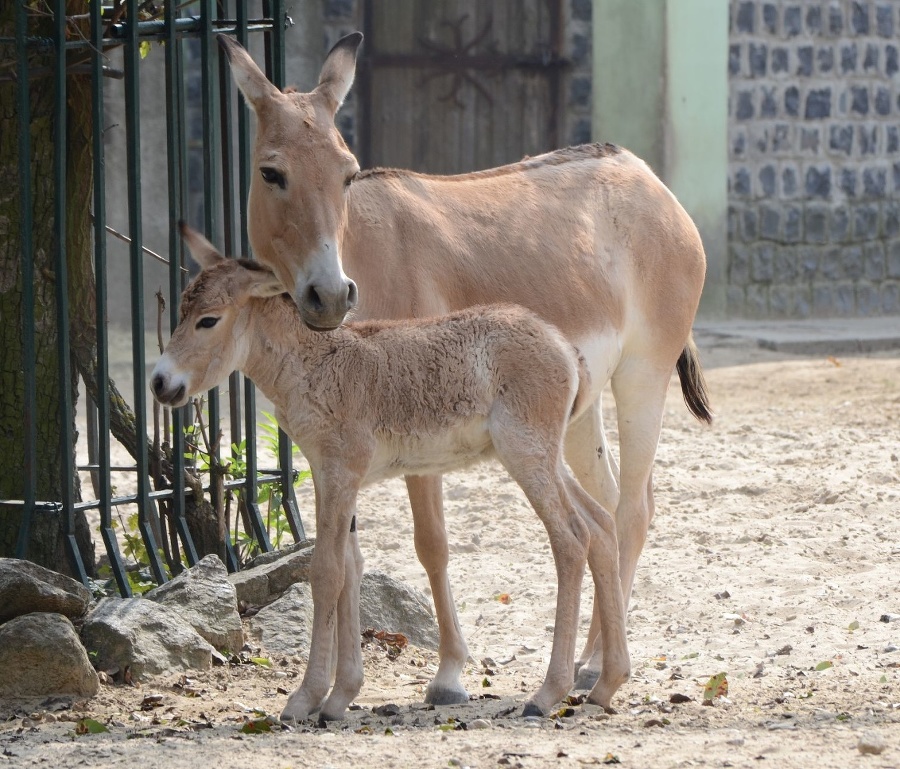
<box><xmin>165</xmin><ymin>0</ymin><xmax>199</xmax><ymax>568</ymax></box>
<box><xmin>14</xmin><ymin>1</ymin><xmax>36</xmax><ymax>559</ymax></box>
<box><xmin>198</xmin><ymin>1</ymin><xmax>222</xmax><ymax>495</ymax></box>
<box><xmin>279</xmin><ymin>438</ymin><xmax>305</xmax><ymax>542</ymax></box>
<box><xmin>92</xmin><ymin>0</ymin><xmax>132</xmax><ymax>596</ymax></box>
<box><xmin>221</xmin><ymin>2</ymin><xmax>270</xmax><ymax>554</ymax></box>
<box><xmin>261</xmin><ymin>0</ymin><xmax>304</xmax><ymax>542</ymax></box>
<box><xmin>51</xmin><ymin>0</ymin><xmax>89</xmax><ymax>585</ymax></box>
<box><xmin>125</xmin><ymin>0</ymin><xmax>167</xmax><ymax>585</ymax></box>
<box><xmin>264</xmin><ymin>0</ymin><xmax>285</xmax><ymax>88</ymax></box>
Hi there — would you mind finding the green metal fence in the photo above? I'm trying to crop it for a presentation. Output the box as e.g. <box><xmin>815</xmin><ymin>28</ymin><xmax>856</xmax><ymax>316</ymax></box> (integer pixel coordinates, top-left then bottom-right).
<box><xmin>4</xmin><ymin>0</ymin><xmax>305</xmax><ymax>595</ymax></box>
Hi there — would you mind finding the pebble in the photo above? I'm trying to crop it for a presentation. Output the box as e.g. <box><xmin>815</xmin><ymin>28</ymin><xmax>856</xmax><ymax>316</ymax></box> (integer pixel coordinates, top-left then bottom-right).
<box><xmin>883</xmin><ymin>644</ymin><xmax>899</xmax><ymax>653</ymax></box>
<box><xmin>723</xmin><ymin>729</ymin><xmax>745</xmax><ymax>746</ymax></box>
<box><xmin>880</xmin><ymin>614</ymin><xmax>900</xmax><ymax>623</ymax></box>
<box><xmin>857</xmin><ymin>731</ymin><xmax>886</xmax><ymax>755</ymax></box>
<box><xmin>523</xmin><ymin>716</ymin><xmax>543</xmax><ymax>728</ymax></box>
<box><xmin>470</xmin><ymin>718</ymin><xmax>492</xmax><ymax>730</ymax></box>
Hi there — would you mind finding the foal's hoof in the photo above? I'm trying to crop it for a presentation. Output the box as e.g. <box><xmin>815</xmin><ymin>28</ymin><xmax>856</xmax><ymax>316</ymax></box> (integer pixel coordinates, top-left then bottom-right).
<box><xmin>573</xmin><ymin>667</ymin><xmax>601</xmax><ymax>692</ymax></box>
<box><xmin>424</xmin><ymin>683</ymin><xmax>470</xmax><ymax>706</ymax></box>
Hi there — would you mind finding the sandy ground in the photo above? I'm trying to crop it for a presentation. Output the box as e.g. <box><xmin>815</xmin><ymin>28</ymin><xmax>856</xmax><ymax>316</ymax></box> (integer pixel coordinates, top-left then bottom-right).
<box><xmin>2</xmin><ymin>329</ymin><xmax>899</xmax><ymax>768</ymax></box>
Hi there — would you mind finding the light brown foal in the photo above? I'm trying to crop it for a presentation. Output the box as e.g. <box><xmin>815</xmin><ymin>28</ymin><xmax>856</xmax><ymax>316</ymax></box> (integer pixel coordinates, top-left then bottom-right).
<box><xmin>152</xmin><ymin>224</ymin><xmax>631</xmax><ymax>722</ymax></box>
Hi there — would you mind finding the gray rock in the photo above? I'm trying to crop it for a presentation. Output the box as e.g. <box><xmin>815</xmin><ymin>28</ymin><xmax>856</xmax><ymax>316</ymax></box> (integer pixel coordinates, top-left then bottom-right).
<box><xmin>247</xmin><ymin>582</ymin><xmax>314</xmax><ymax>657</ymax></box>
<box><xmin>0</xmin><ymin>613</ymin><xmax>99</xmax><ymax>698</ymax></box>
<box><xmin>0</xmin><ymin>558</ymin><xmax>92</xmax><ymax>623</ymax></box>
<box><xmin>228</xmin><ymin>544</ymin><xmax>315</xmax><ymax>607</ymax></box>
<box><xmin>360</xmin><ymin>571</ymin><xmax>439</xmax><ymax>651</ymax></box>
<box><xmin>146</xmin><ymin>555</ymin><xmax>243</xmax><ymax>652</ymax></box>
<box><xmin>857</xmin><ymin>730</ymin><xmax>886</xmax><ymax>755</ymax></box>
<box><xmin>81</xmin><ymin>598</ymin><xmax>215</xmax><ymax>680</ymax></box>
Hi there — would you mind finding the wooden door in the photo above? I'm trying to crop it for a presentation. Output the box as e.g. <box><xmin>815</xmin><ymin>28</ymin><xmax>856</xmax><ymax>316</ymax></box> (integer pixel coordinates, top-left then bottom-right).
<box><xmin>358</xmin><ymin>0</ymin><xmax>567</xmax><ymax>174</ymax></box>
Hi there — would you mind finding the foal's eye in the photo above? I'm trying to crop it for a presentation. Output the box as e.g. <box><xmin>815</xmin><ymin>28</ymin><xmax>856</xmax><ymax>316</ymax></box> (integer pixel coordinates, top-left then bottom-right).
<box><xmin>260</xmin><ymin>167</ymin><xmax>286</xmax><ymax>189</ymax></box>
<box><xmin>196</xmin><ymin>316</ymin><xmax>219</xmax><ymax>330</ymax></box>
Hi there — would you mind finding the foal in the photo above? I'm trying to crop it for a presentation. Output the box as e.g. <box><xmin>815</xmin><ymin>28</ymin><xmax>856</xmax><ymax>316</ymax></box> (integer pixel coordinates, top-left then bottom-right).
<box><xmin>151</xmin><ymin>224</ymin><xmax>629</xmax><ymax>722</ymax></box>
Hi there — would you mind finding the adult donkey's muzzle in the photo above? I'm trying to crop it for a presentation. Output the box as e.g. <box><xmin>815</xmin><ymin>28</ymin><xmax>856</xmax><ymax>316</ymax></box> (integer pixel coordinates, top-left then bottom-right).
<box><xmin>297</xmin><ymin>276</ymin><xmax>359</xmax><ymax>331</ymax></box>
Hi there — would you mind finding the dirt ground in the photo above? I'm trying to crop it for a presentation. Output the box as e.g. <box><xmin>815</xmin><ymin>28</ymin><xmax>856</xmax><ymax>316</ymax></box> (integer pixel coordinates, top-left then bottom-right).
<box><xmin>1</xmin><ymin>329</ymin><xmax>899</xmax><ymax>768</ymax></box>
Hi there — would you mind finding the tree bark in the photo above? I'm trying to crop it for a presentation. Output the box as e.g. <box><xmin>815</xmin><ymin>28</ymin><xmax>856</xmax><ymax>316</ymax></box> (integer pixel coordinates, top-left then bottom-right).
<box><xmin>0</xmin><ymin>3</ymin><xmax>94</xmax><ymax>574</ymax></box>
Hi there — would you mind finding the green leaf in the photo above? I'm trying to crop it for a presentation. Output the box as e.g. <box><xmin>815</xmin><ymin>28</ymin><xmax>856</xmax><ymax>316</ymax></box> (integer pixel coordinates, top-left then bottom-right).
<box><xmin>250</xmin><ymin>657</ymin><xmax>272</xmax><ymax>668</ymax></box>
<box><xmin>75</xmin><ymin>718</ymin><xmax>109</xmax><ymax>735</ymax></box>
<box><xmin>240</xmin><ymin>717</ymin><xmax>272</xmax><ymax>734</ymax></box>
<box><xmin>815</xmin><ymin>660</ymin><xmax>833</xmax><ymax>671</ymax></box>
<box><xmin>139</xmin><ymin>41</ymin><xmax>151</xmax><ymax>59</ymax></box>
<box><xmin>848</xmin><ymin>620</ymin><xmax>859</xmax><ymax>632</ymax></box>
<box><xmin>702</xmin><ymin>672</ymin><xmax>728</xmax><ymax>702</ymax></box>
<box><xmin>879</xmin><ymin>675</ymin><xmax>888</xmax><ymax>683</ymax></box>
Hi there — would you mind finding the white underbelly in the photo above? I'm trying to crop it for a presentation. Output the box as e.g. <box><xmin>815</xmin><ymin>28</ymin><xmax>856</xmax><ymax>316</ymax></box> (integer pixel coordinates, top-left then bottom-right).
<box><xmin>364</xmin><ymin>417</ymin><xmax>494</xmax><ymax>484</ymax></box>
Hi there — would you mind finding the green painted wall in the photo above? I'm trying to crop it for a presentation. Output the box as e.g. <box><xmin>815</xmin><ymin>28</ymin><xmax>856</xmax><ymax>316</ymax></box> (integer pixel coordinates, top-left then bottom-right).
<box><xmin>592</xmin><ymin>0</ymin><xmax>665</xmax><ymax>173</ymax></box>
<box><xmin>593</xmin><ymin>0</ymin><xmax>728</xmax><ymax>317</ymax></box>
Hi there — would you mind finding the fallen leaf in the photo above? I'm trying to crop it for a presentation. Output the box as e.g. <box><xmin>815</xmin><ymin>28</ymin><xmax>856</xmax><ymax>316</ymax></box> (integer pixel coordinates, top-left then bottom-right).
<box><xmin>826</xmin><ymin>356</ymin><xmax>841</xmax><ymax>367</ymax></box>
<box><xmin>496</xmin><ymin>593</ymin><xmax>512</xmax><ymax>605</ymax></box>
<box><xmin>815</xmin><ymin>661</ymin><xmax>833</xmax><ymax>671</ymax></box>
<box><xmin>848</xmin><ymin>620</ymin><xmax>860</xmax><ymax>632</ymax></box>
<box><xmin>75</xmin><ymin>718</ymin><xmax>109</xmax><ymax>735</ymax></box>
<box><xmin>702</xmin><ymin>672</ymin><xmax>729</xmax><ymax>704</ymax></box>
<box><xmin>240</xmin><ymin>717</ymin><xmax>273</xmax><ymax>734</ymax></box>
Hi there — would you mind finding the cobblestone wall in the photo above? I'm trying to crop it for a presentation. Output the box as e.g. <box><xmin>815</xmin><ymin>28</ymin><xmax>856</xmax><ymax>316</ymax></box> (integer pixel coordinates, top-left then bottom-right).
<box><xmin>319</xmin><ymin>0</ymin><xmax>592</xmax><ymax>156</ymax></box>
<box><xmin>728</xmin><ymin>0</ymin><xmax>900</xmax><ymax>317</ymax></box>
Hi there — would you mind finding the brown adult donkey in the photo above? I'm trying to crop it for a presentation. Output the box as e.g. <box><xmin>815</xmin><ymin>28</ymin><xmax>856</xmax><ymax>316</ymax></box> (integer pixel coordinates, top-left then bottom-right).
<box><xmin>217</xmin><ymin>32</ymin><xmax>711</xmax><ymax>708</ymax></box>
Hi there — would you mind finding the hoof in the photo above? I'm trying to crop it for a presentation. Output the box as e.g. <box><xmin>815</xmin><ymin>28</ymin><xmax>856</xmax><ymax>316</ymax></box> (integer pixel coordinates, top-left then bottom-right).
<box><xmin>573</xmin><ymin>667</ymin><xmax>601</xmax><ymax>691</ymax></box>
<box><xmin>424</xmin><ymin>683</ymin><xmax>470</xmax><ymax>706</ymax></box>
<box><xmin>316</xmin><ymin>711</ymin><xmax>345</xmax><ymax>726</ymax></box>
<box><xmin>521</xmin><ymin>701</ymin><xmax>546</xmax><ymax>718</ymax></box>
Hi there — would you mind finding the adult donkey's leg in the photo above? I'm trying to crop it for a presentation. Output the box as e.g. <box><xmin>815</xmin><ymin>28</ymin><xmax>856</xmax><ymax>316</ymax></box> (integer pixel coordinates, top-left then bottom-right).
<box><xmin>574</xmin><ymin>360</ymin><xmax>672</xmax><ymax>689</ymax></box>
<box><xmin>406</xmin><ymin>474</ymin><xmax>470</xmax><ymax>705</ymax></box>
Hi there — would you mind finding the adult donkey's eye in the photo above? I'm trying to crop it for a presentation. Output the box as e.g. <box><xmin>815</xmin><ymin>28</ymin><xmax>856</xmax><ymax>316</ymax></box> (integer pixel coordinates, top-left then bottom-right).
<box><xmin>260</xmin><ymin>167</ymin><xmax>286</xmax><ymax>189</ymax></box>
<box><xmin>196</xmin><ymin>316</ymin><xmax>219</xmax><ymax>330</ymax></box>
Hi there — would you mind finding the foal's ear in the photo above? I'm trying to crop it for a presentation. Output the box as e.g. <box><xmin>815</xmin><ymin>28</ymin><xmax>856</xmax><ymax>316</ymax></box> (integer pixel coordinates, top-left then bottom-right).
<box><xmin>314</xmin><ymin>32</ymin><xmax>363</xmax><ymax>115</ymax></box>
<box><xmin>179</xmin><ymin>221</ymin><xmax>225</xmax><ymax>269</ymax></box>
<box><xmin>218</xmin><ymin>34</ymin><xmax>281</xmax><ymax>111</ymax></box>
<box><xmin>244</xmin><ymin>266</ymin><xmax>287</xmax><ymax>299</ymax></box>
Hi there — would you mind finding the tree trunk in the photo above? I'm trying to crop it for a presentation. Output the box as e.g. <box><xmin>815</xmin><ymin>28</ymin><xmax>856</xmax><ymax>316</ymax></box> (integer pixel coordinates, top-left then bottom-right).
<box><xmin>0</xmin><ymin>3</ymin><xmax>94</xmax><ymax>575</ymax></box>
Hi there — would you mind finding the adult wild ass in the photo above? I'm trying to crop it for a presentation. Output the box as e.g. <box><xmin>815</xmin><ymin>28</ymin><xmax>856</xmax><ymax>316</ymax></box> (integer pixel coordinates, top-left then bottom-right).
<box><xmin>152</xmin><ymin>224</ymin><xmax>630</xmax><ymax>722</ymax></box>
<box><xmin>217</xmin><ymin>33</ymin><xmax>712</xmax><ymax>703</ymax></box>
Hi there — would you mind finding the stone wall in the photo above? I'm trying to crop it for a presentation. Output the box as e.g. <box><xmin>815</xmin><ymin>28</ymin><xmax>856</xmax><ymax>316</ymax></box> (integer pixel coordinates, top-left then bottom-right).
<box><xmin>728</xmin><ymin>0</ymin><xmax>900</xmax><ymax>318</ymax></box>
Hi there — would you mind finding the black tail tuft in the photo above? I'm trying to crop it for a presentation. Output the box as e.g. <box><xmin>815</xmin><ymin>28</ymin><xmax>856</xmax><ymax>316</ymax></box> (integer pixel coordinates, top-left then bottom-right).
<box><xmin>676</xmin><ymin>336</ymin><xmax>713</xmax><ymax>425</ymax></box>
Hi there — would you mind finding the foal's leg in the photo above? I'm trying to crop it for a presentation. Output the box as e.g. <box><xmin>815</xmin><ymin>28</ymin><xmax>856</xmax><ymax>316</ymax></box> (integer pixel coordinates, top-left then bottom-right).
<box><xmin>281</xmin><ymin>480</ymin><xmax>358</xmax><ymax>723</ymax></box>
<box><xmin>492</xmin><ymin>401</ymin><xmax>588</xmax><ymax>716</ymax></box>
<box><xmin>320</xmin><ymin>512</ymin><xmax>365</xmax><ymax>720</ymax></box>
<box><xmin>564</xmin><ymin>402</ymin><xmax>620</xmax><ymax>689</ymax></box>
<box><xmin>563</xmin><ymin>475</ymin><xmax>630</xmax><ymax>710</ymax></box>
<box><xmin>406</xmin><ymin>474</ymin><xmax>470</xmax><ymax>705</ymax></box>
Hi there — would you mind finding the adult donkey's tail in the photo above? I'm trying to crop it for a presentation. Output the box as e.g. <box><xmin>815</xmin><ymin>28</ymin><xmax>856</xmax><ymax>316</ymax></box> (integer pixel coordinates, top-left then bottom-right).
<box><xmin>677</xmin><ymin>335</ymin><xmax>713</xmax><ymax>424</ymax></box>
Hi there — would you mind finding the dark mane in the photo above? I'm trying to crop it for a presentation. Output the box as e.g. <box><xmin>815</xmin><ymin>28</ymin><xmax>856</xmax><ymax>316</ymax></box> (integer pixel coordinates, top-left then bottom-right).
<box><xmin>354</xmin><ymin>142</ymin><xmax>622</xmax><ymax>184</ymax></box>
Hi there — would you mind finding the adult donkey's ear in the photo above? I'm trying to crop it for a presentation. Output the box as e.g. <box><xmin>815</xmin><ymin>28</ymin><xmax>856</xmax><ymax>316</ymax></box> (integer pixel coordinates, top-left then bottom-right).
<box><xmin>218</xmin><ymin>34</ymin><xmax>281</xmax><ymax>111</ymax></box>
<box><xmin>314</xmin><ymin>32</ymin><xmax>363</xmax><ymax>115</ymax></box>
<box><xmin>178</xmin><ymin>221</ymin><xmax>225</xmax><ymax>270</ymax></box>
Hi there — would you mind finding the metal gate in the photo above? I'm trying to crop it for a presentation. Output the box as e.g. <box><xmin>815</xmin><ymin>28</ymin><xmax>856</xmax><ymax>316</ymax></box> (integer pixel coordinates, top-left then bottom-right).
<box><xmin>357</xmin><ymin>0</ymin><xmax>568</xmax><ymax>174</ymax></box>
<box><xmin>1</xmin><ymin>0</ymin><xmax>305</xmax><ymax>596</ymax></box>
